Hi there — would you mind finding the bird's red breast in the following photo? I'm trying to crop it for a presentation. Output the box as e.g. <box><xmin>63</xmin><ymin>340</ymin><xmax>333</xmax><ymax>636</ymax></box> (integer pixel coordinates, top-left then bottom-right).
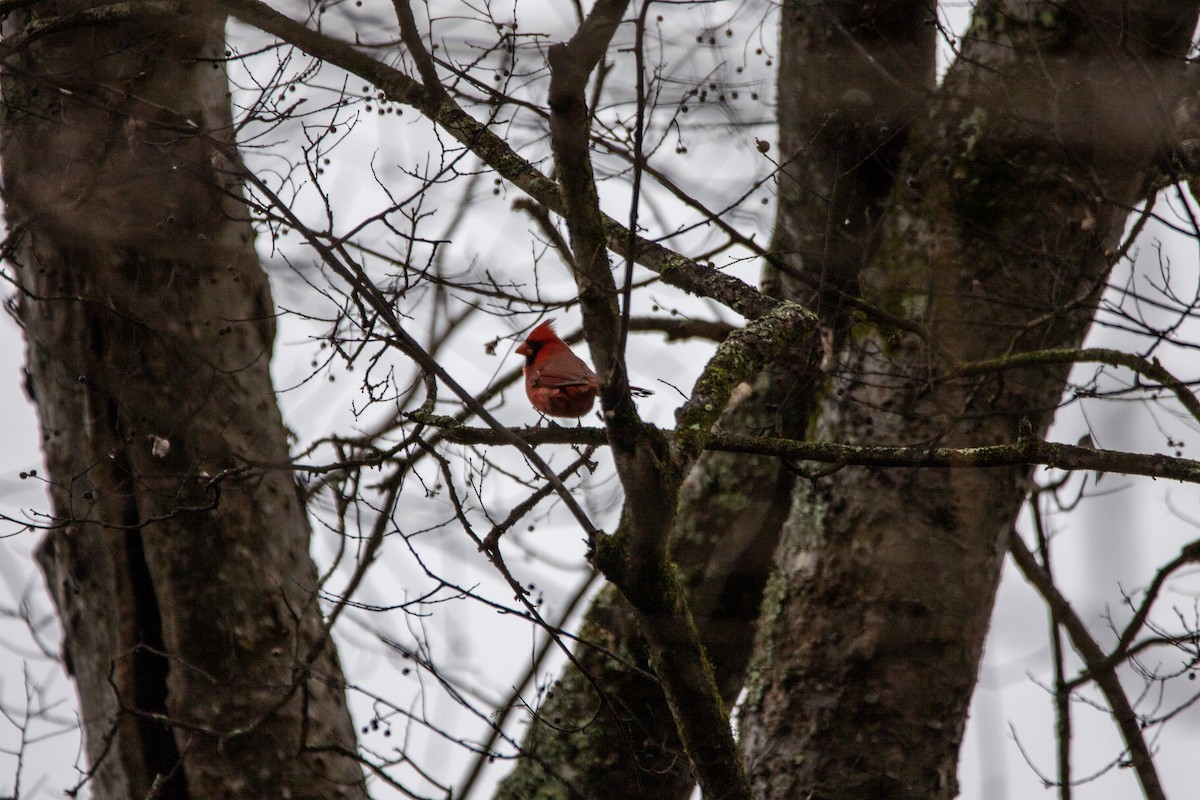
<box><xmin>516</xmin><ymin>320</ymin><xmax>599</xmax><ymax>418</ymax></box>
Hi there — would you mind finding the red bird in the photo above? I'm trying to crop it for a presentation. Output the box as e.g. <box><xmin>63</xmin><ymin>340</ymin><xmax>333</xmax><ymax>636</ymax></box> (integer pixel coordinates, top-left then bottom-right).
<box><xmin>515</xmin><ymin>319</ymin><xmax>600</xmax><ymax>418</ymax></box>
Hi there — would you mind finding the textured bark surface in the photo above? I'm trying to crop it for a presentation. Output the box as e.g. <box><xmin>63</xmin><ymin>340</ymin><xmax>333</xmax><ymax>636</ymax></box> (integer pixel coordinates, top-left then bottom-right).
<box><xmin>740</xmin><ymin>3</ymin><xmax>1200</xmax><ymax>798</ymax></box>
<box><xmin>770</xmin><ymin>0</ymin><xmax>934</xmax><ymax>304</ymax></box>
<box><xmin>0</xmin><ymin>4</ymin><xmax>367</xmax><ymax>798</ymax></box>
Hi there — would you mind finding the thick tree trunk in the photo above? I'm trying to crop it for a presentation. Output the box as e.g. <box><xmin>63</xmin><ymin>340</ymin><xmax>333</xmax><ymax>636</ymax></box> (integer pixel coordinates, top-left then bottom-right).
<box><xmin>0</xmin><ymin>5</ymin><xmax>367</xmax><ymax>798</ymax></box>
<box><xmin>740</xmin><ymin>3</ymin><xmax>1200</xmax><ymax>798</ymax></box>
<box><xmin>770</xmin><ymin>0</ymin><xmax>934</xmax><ymax>306</ymax></box>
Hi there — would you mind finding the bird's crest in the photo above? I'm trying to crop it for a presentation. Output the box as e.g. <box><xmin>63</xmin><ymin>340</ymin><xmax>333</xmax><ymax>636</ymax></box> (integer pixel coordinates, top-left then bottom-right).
<box><xmin>525</xmin><ymin>319</ymin><xmax>559</xmax><ymax>344</ymax></box>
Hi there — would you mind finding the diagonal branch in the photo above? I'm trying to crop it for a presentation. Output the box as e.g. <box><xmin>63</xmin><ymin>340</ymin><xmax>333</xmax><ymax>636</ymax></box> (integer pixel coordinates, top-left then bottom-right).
<box><xmin>540</xmin><ymin>2</ymin><xmax>752</xmax><ymax>797</ymax></box>
<box><xmin>1065</xmin><ymin>539</ymin><xmax>1200</xmax><ymax>691</ymax></box>
<box><xmin>389</xmin><ymin>0</ymin><xmax>439</xmax><ymax>89</ymax></box>
<box><xmin>218</xmin><ymin>134</ymin><xmax>601</xmax><ymax>540</ymax></box>
<box><xmin>1008</xmin><ymin>532</ymin><xmax>1165</xmax><ymax>800</ymax></box>
<box><xmin>215</xmin><ymin>0</ymin><xmax>778</xmax><ymax>319</ymax></box>
<box><xmin>545</xmin><ymin>0</ymin><xmax>634</xmax><ymax>400</ymax></box>
<box><xmin>672</xmin><ymin>302</ymin><xmax>818</xmax><ymax>471</ymax></box>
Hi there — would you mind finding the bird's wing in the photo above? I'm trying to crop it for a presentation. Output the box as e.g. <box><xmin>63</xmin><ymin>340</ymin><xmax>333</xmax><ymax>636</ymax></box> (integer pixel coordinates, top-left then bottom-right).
<box><xmin>531</xmin><ymin>352</ymin><xmax>596</xmax><ymax>389</ymax></box>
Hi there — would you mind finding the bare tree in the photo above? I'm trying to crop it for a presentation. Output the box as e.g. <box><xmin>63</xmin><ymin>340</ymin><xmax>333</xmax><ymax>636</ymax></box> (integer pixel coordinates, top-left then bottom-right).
<box><xmin>1</xmin><ymin>3</ymin><xmax>365</xmax><ymax>797</ymax></box>
<box><xmin>3</xmin><ymin>1</ymin><xmax>1200</xmax><ymax>799</ymax></box>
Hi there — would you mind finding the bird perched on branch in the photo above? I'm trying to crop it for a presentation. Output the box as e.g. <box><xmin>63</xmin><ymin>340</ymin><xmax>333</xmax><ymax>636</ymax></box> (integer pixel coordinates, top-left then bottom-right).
<box><xmin>515</xmin><ymin>320</ymin><xmax>654</xmax><ymax>419</ymax></box>
<box><xmin>516</xmin><ymin>319</ymin><xmax>601</xmax><ymax>418</ymax></box>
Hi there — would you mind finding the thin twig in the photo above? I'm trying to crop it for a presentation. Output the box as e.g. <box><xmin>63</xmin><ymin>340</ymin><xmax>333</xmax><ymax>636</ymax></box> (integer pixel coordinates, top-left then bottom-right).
<box><xmin>457</xmin><ymin>569</ymin><xmax>601</xmax><ymax>800</ymax></box>
<box><xmin>1029</xmin><ymin>496</ymin><xmax>1072</xmax><ymax>800</ymax></box>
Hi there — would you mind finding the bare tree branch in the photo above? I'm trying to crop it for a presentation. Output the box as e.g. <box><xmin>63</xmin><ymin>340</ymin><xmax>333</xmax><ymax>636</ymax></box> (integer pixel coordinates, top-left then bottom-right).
<box><xmin>421</xmin><ymin>421</ymin><xmax>1200</xmax><ymax>485</ymax></box>
<box><xmin>1009</xmin><ymin>532</ymin><xmax>1166</xmax><ymax>800</ymax></box>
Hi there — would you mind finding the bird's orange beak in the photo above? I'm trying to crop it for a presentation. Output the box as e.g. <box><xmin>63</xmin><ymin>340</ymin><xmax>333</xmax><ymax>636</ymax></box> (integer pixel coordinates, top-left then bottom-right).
<box><xmin>515</xmin><ymin>342</ymin><xmax>531</xmax><ymax>357</ymax></box>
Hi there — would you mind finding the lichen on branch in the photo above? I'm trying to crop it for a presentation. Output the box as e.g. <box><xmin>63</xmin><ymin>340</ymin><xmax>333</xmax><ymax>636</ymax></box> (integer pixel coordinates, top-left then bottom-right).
<box><xmin>673</xmin><ymin>301</ymin><xmax>819</xmax><ymax>470</ymax></box>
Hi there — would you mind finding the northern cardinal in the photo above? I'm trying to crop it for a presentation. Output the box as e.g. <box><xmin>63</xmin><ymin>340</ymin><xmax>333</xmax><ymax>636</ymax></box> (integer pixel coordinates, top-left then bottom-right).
<box><xmin>515</xmin><ymin>319</ymin><xmax>600</xmax><ymax>418</ymax></box>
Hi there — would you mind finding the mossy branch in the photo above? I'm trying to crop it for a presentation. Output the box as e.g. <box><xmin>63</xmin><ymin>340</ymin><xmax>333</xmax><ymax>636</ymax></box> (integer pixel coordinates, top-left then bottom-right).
<box><xmin>673</xmin><ymin>302</ymin><xmax>818</xmax><ymax>471</ymax></box>
<box><xmin>0</xmin><ymin>0</ymin><xmax>185</xmax><ymax>55</ymax></box>
<box><xmin>417</xmin><ymin>418</ymin><xmax>1200</xmax><ymax>484</ymax></box>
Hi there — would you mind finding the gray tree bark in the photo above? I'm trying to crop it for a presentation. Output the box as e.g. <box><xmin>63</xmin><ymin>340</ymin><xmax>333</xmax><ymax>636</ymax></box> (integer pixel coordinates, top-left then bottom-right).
<box><xmin>0</xmin><ymin>4</ymin><xmax>367</xmax><ymax>798</ymax></box>
<box><xmin>740</xmin><ymin>3</ymin><xmax>1200</xmax><ymax>798</ymax></box>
